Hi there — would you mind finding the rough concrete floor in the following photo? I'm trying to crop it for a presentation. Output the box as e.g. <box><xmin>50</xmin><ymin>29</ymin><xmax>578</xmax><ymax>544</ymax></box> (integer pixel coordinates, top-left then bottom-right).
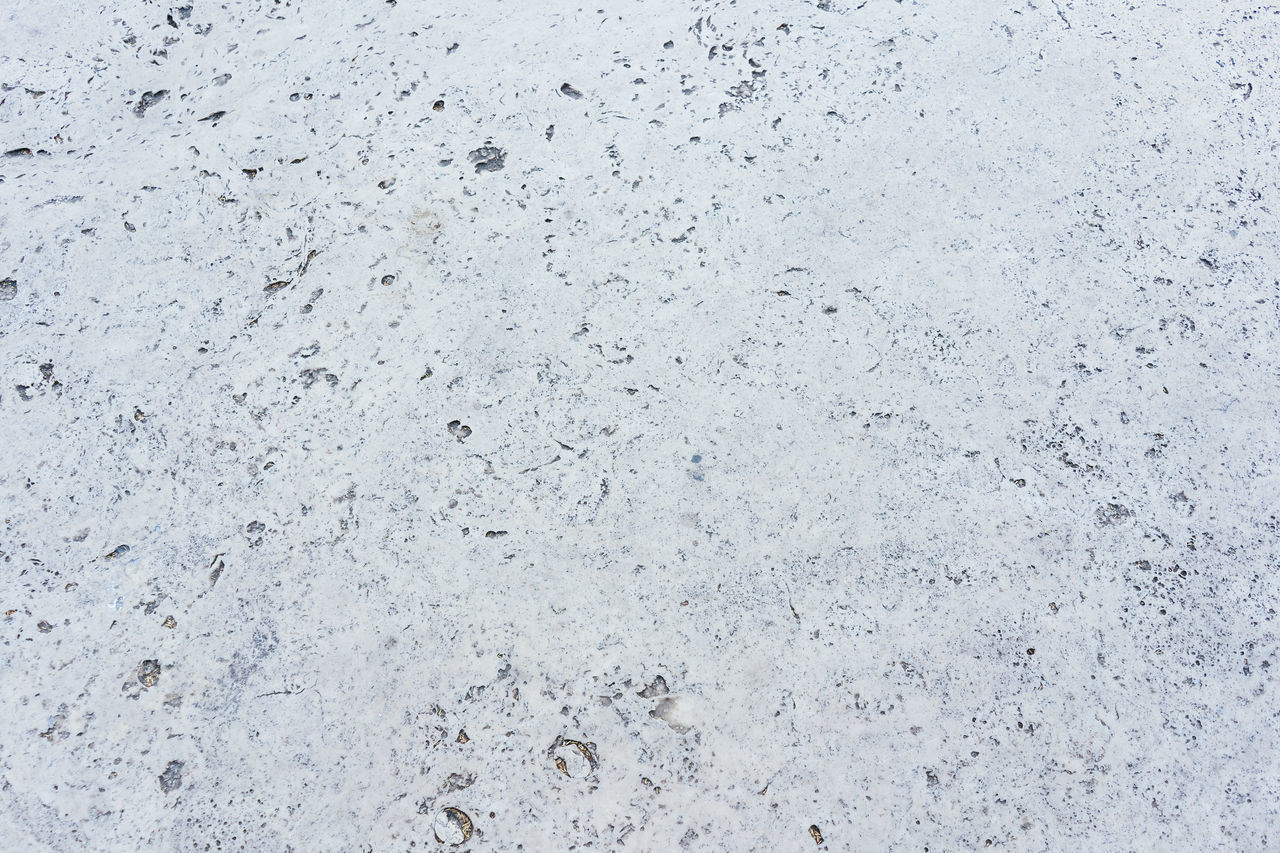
<box><xmin>1</xmin><ymin>0</ymin><xmax>1278</xmax><ymax>850</ymax></box>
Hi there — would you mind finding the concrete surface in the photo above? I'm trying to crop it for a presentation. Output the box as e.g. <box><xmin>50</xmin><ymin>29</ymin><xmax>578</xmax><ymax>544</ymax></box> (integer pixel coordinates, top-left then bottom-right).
<box><xmin>1</xmin><ymin>0</ymin><xmax>1278</xmax><ymax>849</ymax></box>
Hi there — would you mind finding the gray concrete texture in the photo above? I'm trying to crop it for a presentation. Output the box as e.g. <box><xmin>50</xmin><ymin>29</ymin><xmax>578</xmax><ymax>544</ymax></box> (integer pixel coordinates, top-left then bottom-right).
<box><xmin>1</xmin><ymin>0</ymin><xmax>1278</xmax><ymax>849</ymax></box>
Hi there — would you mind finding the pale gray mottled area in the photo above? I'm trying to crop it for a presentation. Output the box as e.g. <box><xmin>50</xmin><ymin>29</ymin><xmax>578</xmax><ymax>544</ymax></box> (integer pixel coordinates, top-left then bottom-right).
<box><xmin>1</xmin><ymin>0</ymin><xmax>1278</xmax><ymax>850</ymax></box>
